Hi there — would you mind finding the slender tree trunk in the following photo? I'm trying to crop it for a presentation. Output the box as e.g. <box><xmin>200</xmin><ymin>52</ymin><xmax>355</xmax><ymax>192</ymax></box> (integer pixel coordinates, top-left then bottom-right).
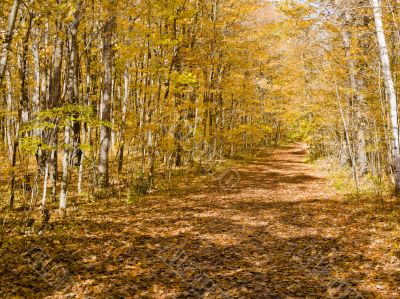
<box><xmin>59</xmin><ymin>5</ymin><xmax>80</xmax><ymax>210</ymax></box>
<box><xmin>19</xmin><ymin>14</ymin><xmax>32</xmax><ymax>126</ymax></box>
<box><xmin>9</xmin><ymin>12</ymin><xmax>32</xmax><ymax>209</ymax></box>
<box><xmin>335</xmin><ymin>81</ymin><xmax>359</xmax><ymax>195</ymax></box>
<box><xmin>6</xmin><ymin>70</ymin><xmax>14</xmax><ymax>163</ymax></box>
<box><xmin>45</xmin><ymin>26</ymin><xmax>64</xmax><ymax>206</ymax></box>
<box><xmin>340</xmin><ymin>7</ymin><xmax>367</xmax><ymax>174</ymax></box>
<box><xmin>118</xmin><ymin>64</ymin><xmax>129</xmax><ymax>173</ymax></box>
<box><xmin>77</xmin><ymin>126</ymin><xmax>85</xmax><ymax>194</ymax></box>
<box><xmin>9</xmin><ymin>138</ymin><xmax>19</xmax><ymax>209</ymax></box>
<box><xmin>371</xmin><ymin>0</ymin><xmax>400</xmax><ymax>193</ymax></box>
<box><xmin>42</xmin><ymin>159</ymin><xmax>49</xmax><ymax>207</ymax></box>
<box><xmin>0</xmin><ymin>0</ymin><xmax>21</xmax><ymax>85</ymax></box>
<box><xmin>59</xmin><ymin>124</ymin><xmax>70</xmax><ymax>209</ymax></box>
<box><xmin>32</xmin><ymin>26</ymin><xmax>41</xmax><ymax>138</ymax></box>
<box><xmin>78</xmin><ymin>30</ymin><xmax>93</xmax><ymax>194</ymax></box>
<box><xmin>98</xmin><ymin>10</ymin><xmax>115</xmax><ymax>188</ymax></box>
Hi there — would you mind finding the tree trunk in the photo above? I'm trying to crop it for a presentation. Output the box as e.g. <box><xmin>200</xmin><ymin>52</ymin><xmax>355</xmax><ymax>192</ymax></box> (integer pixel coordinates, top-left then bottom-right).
<box><xmin>32</xmin><ymin>25</ymin><xmax>41</xmax><ymax>138</ymax></box>
<box><xmin>44</xmin><ymin>26</ymin><xmax>64</xmax><ymax>206</ymax></box>
<box><xmin>340</xmin><ymin>6</ymin><xmax>367</xmax><ymax>174</ymax></box>
<box><xmin>19</xmin><ymin>13</ymin><xmax>32</xmax><ymax>126</ymax></box>
<box><xmin>98</xmin><ymin>10</ymin><xmax>115</xmax><ymax>188</ymax></box>
<box><xmin>371</xmin><ymin>0</ymin><xmax>400</xmax><ymax>192</ymax></box>
<box><xmin>59</xmin><ymin>5</ymin><xmax>80</xmax><ymax>210</ymax></box>
<box><xmin>0</xmin><ymin>0</ymin><xmax>21</xmax><ymax>85</ymax></box>
<box><xmin>59</xmin><ymin>125</ymin><xmax>70</xmax><ymax>210</ymax></box>
<box><xmin>118</xmin><ymin>64</ymin><xmax>129</xmax><ymax>173</ymax></box>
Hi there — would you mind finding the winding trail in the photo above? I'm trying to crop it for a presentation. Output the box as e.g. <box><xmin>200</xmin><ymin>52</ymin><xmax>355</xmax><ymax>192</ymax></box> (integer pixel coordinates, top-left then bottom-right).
<box><xmin>2</xmin><ymin>144</ymin><xmax>400</xmax><ymax>298</ymax></box>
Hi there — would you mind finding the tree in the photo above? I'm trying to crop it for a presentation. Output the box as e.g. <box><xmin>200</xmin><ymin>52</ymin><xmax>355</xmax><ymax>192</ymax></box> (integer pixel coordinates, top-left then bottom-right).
<box><xmin>0</xmin><ymin>0</ymin><xmax>21</xmax><ymax>85</ymax></box>
<box><xmin>59</xmin><ymin>1</ymin><xmax>81</xmax><ymax>210</ymax></box>
<box><xmin>98</xmin><ymin>1</ymin><xmax>115</xmax><ymax>188</ymax></box>
<box><xmin>371</xmin><ymin>0</ymin><xmax>400</xmax><ymax>192</ymax></box>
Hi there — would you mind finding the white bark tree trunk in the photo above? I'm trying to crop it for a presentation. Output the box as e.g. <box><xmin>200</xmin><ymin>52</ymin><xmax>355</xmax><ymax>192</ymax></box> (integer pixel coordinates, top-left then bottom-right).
<box><xmin>371</xmin><ymin>0</ymin><xmax>400</xmax><ymax>192</ymax></box>
<box><xmin>59</xmin><ymin>125</ymin><xmax>70</xmax><ymax>209</ymax></box>
<box><xmin>59</xmin><ymin>5</ymin><xmax>80</xmax><ymax>209</ymax></box>
<box><xmin>98</xmin><ymin>10</ymin><xmax>115</xmax><ymax>188</ymax></box>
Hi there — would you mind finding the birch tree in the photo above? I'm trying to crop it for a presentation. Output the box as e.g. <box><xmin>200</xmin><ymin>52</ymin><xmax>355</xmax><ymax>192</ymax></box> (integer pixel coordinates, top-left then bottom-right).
<box><xmin>371</xmin><ymin>0</ymin><xmax>400</xmax><ymax>192</ymax></box>
<box><xmin>98</xmin><ymin>3</ymin><xmax>115</xmax><ymax>188</ymax></box>
<box><xmin>59</xmin><ymin>4</ymin><xmax>81</xmax><ymax>210</ymax></box>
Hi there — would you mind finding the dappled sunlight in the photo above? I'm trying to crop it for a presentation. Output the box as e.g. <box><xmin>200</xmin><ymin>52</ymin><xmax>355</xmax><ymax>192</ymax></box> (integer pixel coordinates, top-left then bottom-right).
<box><xmin>199</xmin><ymin>233</ymin><xmax>239</xmax><ymax>246</ymax></box>
<box><xmin>3</xmin><ymin>144</ymin><xmax>399</xmax><ymax>297</ymax></box>
<box><xmin>2</xmin><ymin>0</ymin><xmax>400</xmax><ymax>297</ymax></box>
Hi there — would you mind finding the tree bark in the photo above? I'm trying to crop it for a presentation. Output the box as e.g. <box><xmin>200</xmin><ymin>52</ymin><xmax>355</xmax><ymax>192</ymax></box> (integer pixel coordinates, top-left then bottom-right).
<box><xmin>32</xmin><ymin>25</ymin><xmax>41</xmax><ymax>138</ymax></box>
<box><xmin>98</xmin><ymin>9</ymin><xmax>115</xmax><ymax>188</ymax></box>
<box><xmin>59</xmin><ymin>7</ymin><xmax>80</xmax><ymax>210</ymax></box>
<box><xmin>0</xmin><ymin>0</ymin><xmax>21</xmax><ymax>85</ymax></box>
<box><xmin>118</xmin><ymin>64</ymin><xmax>129</xmax><ymax>173</ymax></box>
<box><xmin>43</xmin><ymin>25</ymin><xmax>64</xmax><ymax>207</ymax></box>
<box><xmin>340</xmin><ymin>5</ymin><xmax>367</xmax><ymax>175</ymax></box>
<box><xmin>371</xmin><ymin>0</ymin><xmax>400</xmax><ymax>192</ymax></box>
<box><xmin>19</xmin><ymin>13</ymin><xmax>33</xmax><ymax>126</ymax></box>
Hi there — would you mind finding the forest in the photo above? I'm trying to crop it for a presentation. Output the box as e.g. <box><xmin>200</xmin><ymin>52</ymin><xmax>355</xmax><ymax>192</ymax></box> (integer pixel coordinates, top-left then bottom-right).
<box><xmin>1</xmin><ymin>0</ymin><xmax>400</xmax><ymax>297</ymax></box>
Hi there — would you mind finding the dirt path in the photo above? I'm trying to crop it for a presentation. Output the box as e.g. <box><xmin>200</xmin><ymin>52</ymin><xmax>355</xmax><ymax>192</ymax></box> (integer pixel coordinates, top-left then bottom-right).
<box><xmin>2</xmin><ymin>144</ymin><xmax>400</xmax><ymax>298</ymax></box>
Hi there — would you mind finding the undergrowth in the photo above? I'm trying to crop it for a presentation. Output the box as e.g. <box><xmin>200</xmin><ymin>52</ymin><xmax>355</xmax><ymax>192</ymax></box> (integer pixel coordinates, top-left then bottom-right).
<box><xmin>312</xmin><ymin>156</ymin><xmax>393</xmax><ymax>200</ymax></box>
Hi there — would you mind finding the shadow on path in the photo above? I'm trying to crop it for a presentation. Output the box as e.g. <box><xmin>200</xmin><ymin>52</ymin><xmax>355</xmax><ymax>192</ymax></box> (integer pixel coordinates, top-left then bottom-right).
<box><xmin>1</xmin><ymin>144</ymin><xmax>399</xmax><ymax>298</ymax></box>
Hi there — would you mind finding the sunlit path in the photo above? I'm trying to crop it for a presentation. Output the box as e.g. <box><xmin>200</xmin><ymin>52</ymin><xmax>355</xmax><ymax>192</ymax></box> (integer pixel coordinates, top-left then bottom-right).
<box><xmin>2</xmin><ymin>144</ymin><xmax>399</xmax><ymax>297</ymax></box>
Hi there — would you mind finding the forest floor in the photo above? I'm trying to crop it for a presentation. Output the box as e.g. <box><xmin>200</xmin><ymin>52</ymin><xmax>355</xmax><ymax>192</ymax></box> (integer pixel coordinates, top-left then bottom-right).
<box><xmin>2</xmin><ymin>144</ymin><xmax>400</xmax><ymax>298</ymax></box>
